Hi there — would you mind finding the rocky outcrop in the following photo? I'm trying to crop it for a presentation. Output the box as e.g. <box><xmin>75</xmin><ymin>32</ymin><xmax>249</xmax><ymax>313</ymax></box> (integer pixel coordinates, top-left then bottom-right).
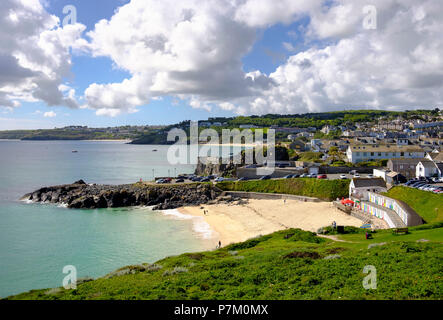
<box><xmin>21</xmin><ymin>181</ymin><xmax>223</xmax><ymax>210</ymax></box>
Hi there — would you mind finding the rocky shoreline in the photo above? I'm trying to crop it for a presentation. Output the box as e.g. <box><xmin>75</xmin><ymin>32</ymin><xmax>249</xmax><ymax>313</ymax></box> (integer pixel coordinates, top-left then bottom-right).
<box><xmin>21</xmin><ymin>180</ymin><xmax>228</xmax><ymax>210</ymax></box>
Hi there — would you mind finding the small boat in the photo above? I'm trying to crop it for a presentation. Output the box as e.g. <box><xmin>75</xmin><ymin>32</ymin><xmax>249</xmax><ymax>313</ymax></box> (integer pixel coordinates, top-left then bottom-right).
<box><xmin>152</xmin><ymin>149</ymin><xmax>158</xmax><ymax>152</ymax></box>
<box><xmin>72</xmin><ymin>150</ymin><xmax>78</xmax><ymax>153</ymax></box>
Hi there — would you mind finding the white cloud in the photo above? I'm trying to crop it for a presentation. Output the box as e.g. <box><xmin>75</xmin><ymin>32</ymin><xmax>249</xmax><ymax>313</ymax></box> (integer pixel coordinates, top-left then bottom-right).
<box><xmin>43</xmin><ymin>111</ymin><xmax>56</xmax><ymax>118</ymax></box>
<box><xmin>0</xmin><ymin>0</ymin><xmax>85</xmax><ymax>110</ymax></box>
<box><xmin>2</xmin><ymin>0</ymin><xmax>442</xmax><ymax>117</ymax></box>
<box><xmin>80</xmin><ymin>0</ymin><xmax>274</xmax><ymax>115</ymax></box>
<box><xmin>245</xmin><ymin>0</ymin><xmax>443</xmax><ymax>114</ymax></box>
<box><xmin>79</xmin><ymin>0</ymin><xmax>443</xmax><ymax>116</ymax></box>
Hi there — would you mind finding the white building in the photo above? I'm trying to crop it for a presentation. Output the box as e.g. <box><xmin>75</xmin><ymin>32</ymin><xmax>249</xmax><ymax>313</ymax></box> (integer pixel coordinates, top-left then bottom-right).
<box><xmin>349</xmin><ymin>178</ymin><xmax>387</xmax><ymax>199</ymax></box>
<box><xmin>346</xmin><ymin>144</ymin><xmax>425</xmax><ymax>163</ymax></box>
<box><xmin>416</xmin><ymin>160</ymin><xmax>441</xmax><ymax>178</ymax></box>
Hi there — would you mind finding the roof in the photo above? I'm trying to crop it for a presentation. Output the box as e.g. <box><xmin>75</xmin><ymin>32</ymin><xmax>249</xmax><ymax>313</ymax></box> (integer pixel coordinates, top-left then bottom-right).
<box><xmin>349</xmin><ymin>144</ymin><xmax>424</xmax><ymax>153</ymax></box>
<box><xmin>387</xmin><ymin>171</ymin><xmax>402</xmax><ymax>178</ymax></box>
<box><xmin>418</xmin><ymin>160</ymin><xmax>438</xmax><ymax>169</ymax></box>
<box><xmin>429</xmin><ymin>152</ymin><xmax>443</xmax><ymax>163</ymax></box>
<box><xmin>351</xmin><ymin>178</ymin><xmax>387</xmax><ymax>188</ymax></box>
<box><xmin>388</xmin><ymin>158</ymin><xmax>426</xmax><ymax>164</ymax></box>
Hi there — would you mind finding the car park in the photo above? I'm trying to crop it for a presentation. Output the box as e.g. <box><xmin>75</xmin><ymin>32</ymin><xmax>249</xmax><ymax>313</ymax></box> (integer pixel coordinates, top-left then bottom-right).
<box><xmin>411</xmin><ymin>182</ymin><xmax>426</xmax><ymax>188</ymax></box>
<box><xmin>405</xmin><ymin>180</ymin><xmax>418</xmax><ymax>186</ymax></box>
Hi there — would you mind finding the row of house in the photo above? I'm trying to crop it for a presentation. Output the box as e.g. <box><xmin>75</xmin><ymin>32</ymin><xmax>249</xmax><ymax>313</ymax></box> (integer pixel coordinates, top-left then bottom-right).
<box><xmin>348</xmin><ymin>178</ymin><xmax>424</xmax><ymax>227</ymax></box>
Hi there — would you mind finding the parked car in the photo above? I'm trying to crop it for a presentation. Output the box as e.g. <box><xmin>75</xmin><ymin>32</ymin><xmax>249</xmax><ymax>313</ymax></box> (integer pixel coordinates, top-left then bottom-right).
<box><xmin>367</xmin><ymin>174</ymin><xmax>374</xmax><ymax>178</ymax></box>
<box><xmin>237</xmin><ymin>177</ymin><xmax>248</xmax><ymax>181</ymax></box>
<box><xmin>405</xmin><ymin>180</ymin><xmax>418</xmax><ymax>186</ymax></box>
<box><xmin>299</xmin><ymin>173</ymin><xmax>307</xmax><ymax>178</ymax></box>
<box><xmin>175</xmin><ymin>178</ymin><xmax>185</xmax><ymax>183</ymax></box>
<box><xmin>283</xmin><ymin>174</ymin><xmax>294</xmax><ymax>179</ymax></box>
<box><xmin>411</xmin><ymin>182</ymin><xmax>426</xmax><ymax>188</ymax></box>
<box><xmin>200</xmin><ymin>177</ymin><xmax>210</xmax><ymax>182</ymax></box>
<box><xmin>292</xmin><ymin>174</ymin><xmax>300</xmax><ymax>178</ymax></box>
<box><xmin>260</xmin><ymin>175</ymin><xmax>272</xmax><ymax>180</ymax></box>
<box><xmin>339</xmin><ymin>174</ymin><xmax>347</xmax><ymax>179</ymax></box>
<box><xmin>353</xmin><ymin>173</ymin><xmax>360</xmax><ymax>178</ymax></box>
<box><xmin>245</xmin><ymin>164</ymin><xmax>257</xmax><ymax>168</ymax></box>
<box><xmin>214</xmin><ymin>177</ymin><xmax>225</xmax><ymax>182</ymax></box>
<box><xmin>309</xmin><ymin>173</ymin><xmax>317</xmax><ymax>178</ymax></box>
<box><xmin>155</xmin><ymin>179</ymin><xmax>167</xmax><ymax>184</ymax></box>
<box><xmin>317</xmin><ymin>174</ymin><xmax>327</xmax><ymax>179</ymax></box>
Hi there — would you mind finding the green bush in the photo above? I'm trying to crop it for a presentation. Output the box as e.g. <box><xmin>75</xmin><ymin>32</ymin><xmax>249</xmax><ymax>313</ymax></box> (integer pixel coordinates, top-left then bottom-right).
<box><xmin>217</xmin><ymin>178</ymin><xmax>349</xmax><ymax>201</ymax></box>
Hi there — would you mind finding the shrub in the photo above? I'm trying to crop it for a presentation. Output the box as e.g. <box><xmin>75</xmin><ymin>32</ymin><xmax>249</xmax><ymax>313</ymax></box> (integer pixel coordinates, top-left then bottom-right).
<box><xmin>217</xmin><ymin>179</ymin><xmax>349</xmax><ymax>201</ymax></box>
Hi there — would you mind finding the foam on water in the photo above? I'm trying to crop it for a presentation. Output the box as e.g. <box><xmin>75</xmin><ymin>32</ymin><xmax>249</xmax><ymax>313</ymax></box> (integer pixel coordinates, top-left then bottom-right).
<box><xmin>162</xmin><ymin>209</ymin><xmax>214</xmax><ymax>239</ymax></box>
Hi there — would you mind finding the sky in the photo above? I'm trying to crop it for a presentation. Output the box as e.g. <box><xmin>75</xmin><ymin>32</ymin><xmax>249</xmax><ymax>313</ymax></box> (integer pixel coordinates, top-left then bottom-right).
<box><xmin>0</xmin><ymin>0</ymin><xmax>442</xmax><ymax>130</ymax></box>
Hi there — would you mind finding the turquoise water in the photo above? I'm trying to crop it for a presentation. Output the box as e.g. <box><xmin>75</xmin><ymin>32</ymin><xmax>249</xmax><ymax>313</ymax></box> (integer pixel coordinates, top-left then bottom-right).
<box><xmin>0</xmin><ymin>140</ymin><xmax>217</xmax><ymax>298</ymax></box>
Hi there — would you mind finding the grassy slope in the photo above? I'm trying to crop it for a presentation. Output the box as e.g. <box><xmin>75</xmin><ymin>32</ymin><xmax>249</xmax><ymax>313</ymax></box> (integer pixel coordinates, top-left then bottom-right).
<box><xmin>384</xmin><ymin>187</ymin><xmax>443</xmax><ymax>223</ymax></box>
<box><xmin>217</xmin><ymin>178</ymin><xmax>350</xmax><ymax>201</ymax></box>
<box><xmin>8</xmin><ymin>226</ymin><xmax>443</xmax><ymax>300</ymax></box>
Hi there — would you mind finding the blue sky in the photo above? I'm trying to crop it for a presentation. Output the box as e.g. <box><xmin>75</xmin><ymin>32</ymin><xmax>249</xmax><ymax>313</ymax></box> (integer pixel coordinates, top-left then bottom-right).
<box><xmin>2</xmin><ymin>0</ymin><xmax>441</xmax><ymax>130</ymax></box>
<box><xmin>3</xmin><ymin>0</ymin><xmax>308</xmax><ymax>129</ymax></box>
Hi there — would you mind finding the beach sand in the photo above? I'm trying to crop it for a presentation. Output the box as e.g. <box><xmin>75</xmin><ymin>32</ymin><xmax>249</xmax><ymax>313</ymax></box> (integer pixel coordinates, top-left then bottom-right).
<box><xmin>179</xmin><ymin>199</ymin><xmax>364</xmax><ymax>247</ymax></box>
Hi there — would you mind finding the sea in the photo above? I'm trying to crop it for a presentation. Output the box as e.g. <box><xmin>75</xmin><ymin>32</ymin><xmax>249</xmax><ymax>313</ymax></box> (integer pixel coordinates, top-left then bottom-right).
<box><xmin>0</xmin><ymin>140</ymin><xmax>240</xmax><ymax>298</ymax></box>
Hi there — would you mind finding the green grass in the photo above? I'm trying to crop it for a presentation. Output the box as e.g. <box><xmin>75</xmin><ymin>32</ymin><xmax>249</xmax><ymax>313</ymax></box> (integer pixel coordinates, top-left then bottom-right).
<box><xmin>217</xmin><ymin>178</ymin><xmax>350</xmax><ymax>201</ymax></box>
<box><xmin>7</xmin><ymin>226</ymin><xmax>443</xmax><ymax>300</ymax></box>
<box><xmin>383</xmin><ymin>187</ymin><xmax>443</xmax><ymax>224</ymax></box>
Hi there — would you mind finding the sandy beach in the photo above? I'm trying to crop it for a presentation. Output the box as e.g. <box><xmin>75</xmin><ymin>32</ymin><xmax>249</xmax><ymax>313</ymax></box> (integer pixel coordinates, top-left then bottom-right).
<box><xmin>179</xmin><ymin>199</ymin><xmax>365</xmax><ymax>247</ymax></box>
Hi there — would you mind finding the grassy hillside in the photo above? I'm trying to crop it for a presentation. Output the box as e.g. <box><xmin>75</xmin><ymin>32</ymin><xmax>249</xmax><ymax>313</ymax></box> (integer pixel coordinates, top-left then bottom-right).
<box><xmin>217</xmin><ymin>178</ymin><xmax>350</xmax><ymax>201</ymax></box>
<box><xmin>7</xmin><ymin>226</ymin><xmax>443</xmax><ymax>300</ymax></box>
<box><xmin>384</xmin><ymin>187</ymin><xmax>443</xmax><ymax>224</ymax></box>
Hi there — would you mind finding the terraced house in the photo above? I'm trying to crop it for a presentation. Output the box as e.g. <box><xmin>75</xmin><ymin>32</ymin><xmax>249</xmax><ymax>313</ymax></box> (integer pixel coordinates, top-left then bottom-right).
<box><xmin>346</xmin><ymin>144</ymin><xmax>425</xmax><ymax>163</ymax></box>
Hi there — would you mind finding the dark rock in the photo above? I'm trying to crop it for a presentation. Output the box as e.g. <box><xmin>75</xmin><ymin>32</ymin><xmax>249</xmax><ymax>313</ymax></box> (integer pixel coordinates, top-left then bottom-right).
<box><xmin>23</xmin><ymin>180</ymin><xmax>223</xmax><ymax>210</ymax></box>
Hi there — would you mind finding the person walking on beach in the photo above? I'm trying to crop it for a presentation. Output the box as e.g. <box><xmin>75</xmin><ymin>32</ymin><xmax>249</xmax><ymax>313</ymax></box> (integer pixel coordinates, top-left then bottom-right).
<box><xmin>332</xmin><ymin>221</ymin><xmax>336</xmax><ymax>230</ymax></box>
<box><xmin>218</xmin><ymin>240</ymin><xmax>222</xmax><ymax>249</ymax></box>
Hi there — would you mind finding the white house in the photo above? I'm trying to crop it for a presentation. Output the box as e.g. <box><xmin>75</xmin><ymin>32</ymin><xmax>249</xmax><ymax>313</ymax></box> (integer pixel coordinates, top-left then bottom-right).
<box><xmin>416</xmin><ymin>160</ymin><xmax>441</xmax><ymax>178</ymax></box>
<box><xmin>346</xmin><ymin>144</ymin><xmax>425</xmax><ymax>163</ymax></box>
<box><xmin>349</xmin><ymin>178</ymin><xmax>387</xmax><ymax>199</ymax></box>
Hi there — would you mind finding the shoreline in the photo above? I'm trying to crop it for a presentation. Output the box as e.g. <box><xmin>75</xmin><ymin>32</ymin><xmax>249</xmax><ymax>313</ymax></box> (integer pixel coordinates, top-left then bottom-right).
<box><xmin>178</xmin><ymin>199</ymin><xmax>367</xmax><ymax>247</ymax></box>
